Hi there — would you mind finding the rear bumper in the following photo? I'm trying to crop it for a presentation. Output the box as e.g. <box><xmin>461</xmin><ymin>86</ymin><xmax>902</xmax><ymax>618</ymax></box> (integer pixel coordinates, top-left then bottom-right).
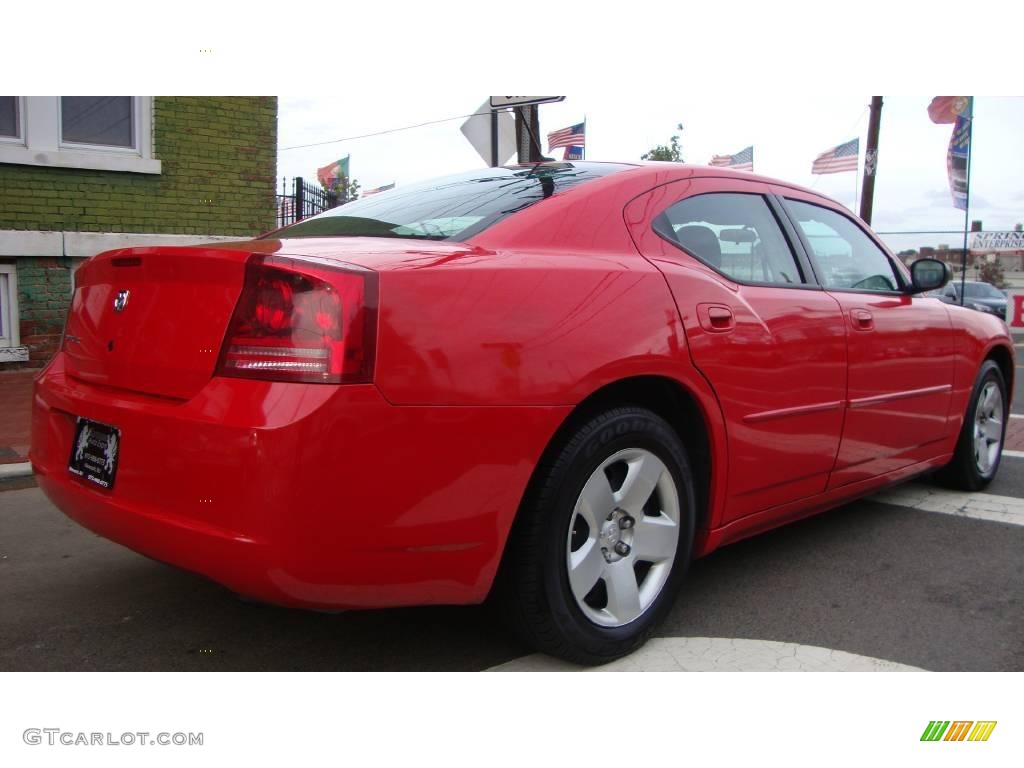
<box><xmin>31</xmin><ymin>353</ymin><xmax>569</xmax><ymax>609</ymax></box>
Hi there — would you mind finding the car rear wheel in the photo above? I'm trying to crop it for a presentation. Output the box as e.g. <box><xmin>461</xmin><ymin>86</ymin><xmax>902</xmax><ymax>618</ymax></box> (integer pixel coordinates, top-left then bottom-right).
<box><xmin>498</xmin><ymin>406</ymin><xmax>696</xmax><ymax>665</ymax></box>
<box><xmin>935</xmin><ymin>360</ymin><xmax>1007</xmax><ymax>491</ymax></box>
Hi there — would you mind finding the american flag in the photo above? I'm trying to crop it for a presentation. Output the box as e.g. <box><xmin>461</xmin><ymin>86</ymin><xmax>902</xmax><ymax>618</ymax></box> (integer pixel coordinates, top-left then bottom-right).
<box><xmin>563</xmin><ymin>146</ymin><xmax>584</xmax><ymax>160</ymax></box>
<box><xmin>709</xmin><ymin>145</ymin><xmax>753</xmax><ymax>171</ymax></box>
<box><xmin>547</xmin><ymin>122</ymin><xmax>586</xmax><ymax>151</ymax></box>
<box><xmin>811</xmin><ymin>138</ymin><xmax>859</xmax><ymax>175</ymax></box>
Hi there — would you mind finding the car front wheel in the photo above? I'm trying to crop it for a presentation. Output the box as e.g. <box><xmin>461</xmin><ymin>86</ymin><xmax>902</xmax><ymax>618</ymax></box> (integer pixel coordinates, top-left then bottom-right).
<box><xmin>499</xmin><ymin>406</ymin><xmax>696</xmax><ymax>665</ymax></box>
<box><xmin>936</xmin><ymin>360</ymin><xmax>1008</xmax><ymax>491</ymax></box>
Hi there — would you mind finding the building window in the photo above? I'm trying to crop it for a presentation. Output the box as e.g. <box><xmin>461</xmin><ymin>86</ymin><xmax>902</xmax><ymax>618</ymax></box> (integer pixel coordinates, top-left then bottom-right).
<box><xmin>61</xmin><ymin>96</ymin><xmax>135</xmax><ymax>149</ymax></box>
<box><xmin>0</xmin><ymin>264</ymin><xmax>20</xmax><ymax>351</ymax></box>
<box><xmin>0</xmin><ymin>97</ymin><xmax>160</xmax><ymax>174</ymax></box>
<box><xmin>0</xmin><ymin>97</ymin><xmax>22</xmax><ymax>141</ymax></box>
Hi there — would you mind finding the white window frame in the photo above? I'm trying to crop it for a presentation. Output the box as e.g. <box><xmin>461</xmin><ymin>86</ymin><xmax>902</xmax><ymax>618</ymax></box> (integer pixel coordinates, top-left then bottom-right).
<box><xmin>0</xmin><ymin>96</ymin><xmax>25</xmax><ymax>145</ymax></box>
<box><xmin>0</xmin><ymin>263</ymin><xmax>21</xmax><ymax>350</ymax></box>
<box><xmin>59</xmin><ymin>96</ymin><xmax>140</xmax><ymax>155</ymax></box>
<box><xmin>0</xmin><ymin>96</ymin><xmax>160</xmax><ymax>174</ymax></box>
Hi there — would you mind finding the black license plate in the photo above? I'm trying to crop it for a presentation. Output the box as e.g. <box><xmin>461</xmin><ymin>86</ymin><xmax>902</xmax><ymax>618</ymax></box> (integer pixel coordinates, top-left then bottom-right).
<box><xmin>68</xmin><ymin>417</ymin><xmax>121</xmax><ymax>490</ymax></box>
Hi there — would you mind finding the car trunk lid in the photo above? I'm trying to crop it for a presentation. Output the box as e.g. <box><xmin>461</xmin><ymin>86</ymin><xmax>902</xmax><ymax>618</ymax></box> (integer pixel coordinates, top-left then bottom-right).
<box><xmin>63</xmin><ymin>246</ymin><xmax>251</xmax><ymax>400</ymax></box>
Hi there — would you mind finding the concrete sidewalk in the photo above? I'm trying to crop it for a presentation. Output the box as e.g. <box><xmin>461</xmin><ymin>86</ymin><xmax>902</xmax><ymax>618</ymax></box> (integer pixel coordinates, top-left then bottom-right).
<box><xmin>0</xmin><ymin>369</ymin><xmax>37</xmax><ymax>480</ymax></box>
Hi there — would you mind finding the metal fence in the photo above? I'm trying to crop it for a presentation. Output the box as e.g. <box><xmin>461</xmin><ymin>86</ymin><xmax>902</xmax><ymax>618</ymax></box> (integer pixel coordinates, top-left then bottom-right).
<box><xmin>275</xmin><ymin>177</ymin><xmax>340</xmax><ymax>229</ymax></box>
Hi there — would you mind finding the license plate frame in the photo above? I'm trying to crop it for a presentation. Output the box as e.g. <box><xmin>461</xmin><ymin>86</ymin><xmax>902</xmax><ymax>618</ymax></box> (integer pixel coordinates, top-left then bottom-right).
<box><xmin>68</xmin><ymin>417</ymin><xmax>121</xmax><ymax>490</ymax></box>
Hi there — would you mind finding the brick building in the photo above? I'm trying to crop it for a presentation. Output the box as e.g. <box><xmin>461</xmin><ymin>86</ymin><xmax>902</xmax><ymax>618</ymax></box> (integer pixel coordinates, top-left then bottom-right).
<box><xmin>0</xmin><ymin>96</ymin><xmax>277</xmax><ymax>367</ymax></box>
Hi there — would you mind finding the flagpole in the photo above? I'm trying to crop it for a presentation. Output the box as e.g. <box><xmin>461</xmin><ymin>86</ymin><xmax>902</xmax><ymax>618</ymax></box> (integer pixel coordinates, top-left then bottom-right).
<box><xmin>583</xmin><ymin>114</ymin><xmax>587</xmax><ymax>160</ymax></box>
<box><xmin>854</xmin><ymin>159</ymin><xmax>859</xmax><ymax>214</ymax></box>
<box><xmin>960</xmin><ymin>100</ymin><xmax>974</xmax><ymax>304</ymax></box>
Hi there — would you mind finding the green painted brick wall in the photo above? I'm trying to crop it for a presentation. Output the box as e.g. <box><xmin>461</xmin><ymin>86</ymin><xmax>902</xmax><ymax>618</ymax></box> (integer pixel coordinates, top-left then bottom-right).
<box><xmin>0</xmin><ymin>96</ymin><xmax>277</xmax><ymax>236</ymax></box>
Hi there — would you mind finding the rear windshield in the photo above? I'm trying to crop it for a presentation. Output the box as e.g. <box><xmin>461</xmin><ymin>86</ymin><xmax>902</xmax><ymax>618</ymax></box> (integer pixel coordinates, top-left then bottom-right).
<box><xmin>266</xmin><ymin>163</ymin><xmax>632</xmax><ymax>242</ymax></box>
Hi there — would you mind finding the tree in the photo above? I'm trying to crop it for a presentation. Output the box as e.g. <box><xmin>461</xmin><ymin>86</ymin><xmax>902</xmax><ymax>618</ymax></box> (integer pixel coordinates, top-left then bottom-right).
<box><xmin>321</xmin><ymin>175</ymin><xmax>360</xmax><ymax>204</ymax></box>
<box><xmin>641</xmin><ymin>134</ymin><xmax>683</xmax><ymax>162</ymax></box>
<box><xmin>337</xmin><ymin>175</ymin><xmax>360</xmax><ymax>203</ymax></box>
<box><xmin>897</xmin><ymin>249</ymin><xmax>918</xmax><ymax>267</ymax></box>
<box><xmin>978</xmin><ymin>258</ymin><xmax>1009</xmax><ymax>289</ymax></box>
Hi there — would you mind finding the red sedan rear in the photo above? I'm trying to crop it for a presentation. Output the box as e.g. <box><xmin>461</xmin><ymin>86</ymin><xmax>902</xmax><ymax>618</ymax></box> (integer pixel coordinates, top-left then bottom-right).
<box><xmin>31</xmin><ymin>162</ymin><xmax>1014</xmax><ymax>663</ymax></box>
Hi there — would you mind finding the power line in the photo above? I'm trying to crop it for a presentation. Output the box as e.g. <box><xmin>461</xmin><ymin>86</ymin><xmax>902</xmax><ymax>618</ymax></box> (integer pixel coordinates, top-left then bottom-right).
<box><xmin>279</xmin><ymin>110</ymin><xmax>496</xmax><ymax>151</ymax></box>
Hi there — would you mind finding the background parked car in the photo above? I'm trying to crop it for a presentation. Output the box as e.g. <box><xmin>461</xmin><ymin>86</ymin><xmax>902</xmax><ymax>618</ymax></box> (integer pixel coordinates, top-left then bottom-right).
<box><xmin>932</xmin><ymin>280</ymin><xmax>1008</xmax><ymax>319</ymax></box>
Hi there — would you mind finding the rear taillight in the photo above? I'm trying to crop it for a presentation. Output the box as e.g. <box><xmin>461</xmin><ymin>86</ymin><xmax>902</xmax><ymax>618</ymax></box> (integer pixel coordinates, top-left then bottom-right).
<box><xmin>217</xmin><ymin>255</ymin><xmax>377</xmax><ymax>384</ymax></box>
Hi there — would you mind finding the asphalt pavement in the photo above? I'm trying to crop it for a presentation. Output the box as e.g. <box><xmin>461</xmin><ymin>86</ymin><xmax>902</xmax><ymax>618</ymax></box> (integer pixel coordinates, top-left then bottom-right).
<box><xmin>2</xmin><ymin>456</ymin><xmax>1022</xmax><ymax>671</ymax></box>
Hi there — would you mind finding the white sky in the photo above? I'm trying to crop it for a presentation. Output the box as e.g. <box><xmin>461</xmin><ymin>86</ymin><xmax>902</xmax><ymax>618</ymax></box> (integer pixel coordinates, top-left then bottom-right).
<box><xmin>6</xmin><ymin>0</ymin><xmax>1021</xmax><ymax>255</ymax></box>
<box><xmin>278</xmin><ymin>94</ymin><xmax>1024</xmax><ymax>252</ymax></box>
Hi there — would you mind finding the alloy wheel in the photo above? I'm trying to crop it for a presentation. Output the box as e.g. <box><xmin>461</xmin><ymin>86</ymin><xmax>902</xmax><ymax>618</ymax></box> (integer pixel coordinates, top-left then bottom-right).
<box><xmin>565</xmin><ymin>448</ymin><xmax>680</xmax><ymax>628</ymax></box>
<box><xmin>973</xmin><ymin>380</ymin><xmax>1004</xmax><ymax>475</ymax></box>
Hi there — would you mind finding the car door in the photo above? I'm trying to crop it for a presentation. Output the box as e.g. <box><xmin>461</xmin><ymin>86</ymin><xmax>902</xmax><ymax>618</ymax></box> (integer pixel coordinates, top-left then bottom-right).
<box><xmin>625</xmin><ymin>177</ymin><xmax>848</xmax><ymax>522</ymax></box>
<box><xmin>776</xmin><ymin>190</ymin><xmax>956</xmax><ymax>488</ymax></box>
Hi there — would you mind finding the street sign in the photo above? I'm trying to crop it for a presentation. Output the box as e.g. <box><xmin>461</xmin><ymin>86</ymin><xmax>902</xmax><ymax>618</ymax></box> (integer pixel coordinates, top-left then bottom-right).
<box><xmin>489</xmin><ymin>96</ymin><xmax>565</xmax><ymax>109</ymax></box>
<box><xmin>460</xmin><ymin>100</ymin><xmax>516</xmax><ymax>166</ymax></box>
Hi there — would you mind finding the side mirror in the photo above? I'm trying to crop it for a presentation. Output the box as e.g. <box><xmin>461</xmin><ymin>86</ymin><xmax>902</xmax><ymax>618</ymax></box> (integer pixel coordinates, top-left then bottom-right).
<box><xmin>909</xmin><ymin>258</ymin><xmax>951</xmax><ymax>294</ymax></box>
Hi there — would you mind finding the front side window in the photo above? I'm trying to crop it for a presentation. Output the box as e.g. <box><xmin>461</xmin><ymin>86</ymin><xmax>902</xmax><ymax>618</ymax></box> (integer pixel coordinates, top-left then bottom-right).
<box><xmin>0</xmin><ymin>97</ymin><xmax>19</xmax><ymax>139</ymax></box>
<box><xmin>653</xmin><ymin>192</ymin><xmax>805</xmax><ymax>285</ymax></box>
<box><xmin>61</xmin><ymin>97</ymin><xmax>135</xmax><ymax>148</ymax></box>
<box><xmin>785</xmin><ymin>199</ymin><xmax>901</xmax><ymax>292</ymax></box>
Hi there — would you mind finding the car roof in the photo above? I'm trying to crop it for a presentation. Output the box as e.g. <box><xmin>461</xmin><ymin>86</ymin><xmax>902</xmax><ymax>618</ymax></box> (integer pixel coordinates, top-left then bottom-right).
<box><xmin>506</xmin><ymin>160</ymin><xmax>845</xmax><ymax>209</ymax></box>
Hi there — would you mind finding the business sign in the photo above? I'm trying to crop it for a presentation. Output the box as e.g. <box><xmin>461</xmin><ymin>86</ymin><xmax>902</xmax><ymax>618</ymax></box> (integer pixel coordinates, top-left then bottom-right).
<box><xmin>489</xmin><ymin>96</ymin><xmax>565</xmax><ymax>109</ymax></box>
<box><xmin>970</xmin><ymin>231</ymin><xmax>1024</xmax><ymax>252</ymax></box>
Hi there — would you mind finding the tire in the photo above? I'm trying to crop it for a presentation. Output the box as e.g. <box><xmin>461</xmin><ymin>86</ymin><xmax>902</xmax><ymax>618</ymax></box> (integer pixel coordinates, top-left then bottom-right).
<box><xmin>497</xmin><ymin>406</ymin><xmax>696</xmax><ymax>665</ymax></box>
<box><xmin>935</xmin><ymin>360</ymin><xmax>1008</xmax><ymax>491</ymax></box>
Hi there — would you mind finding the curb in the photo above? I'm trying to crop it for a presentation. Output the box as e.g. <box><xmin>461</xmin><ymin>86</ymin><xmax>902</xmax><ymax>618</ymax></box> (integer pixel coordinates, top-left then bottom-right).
<box><xmin>0</xmin><ymin>462</ymin><xmax>33</xmax><ymax>479</ymax></box>
<box><xmin>488</xmin><ymin>637</ymin><xmax>925</xmax><ymax>672</ymax></box>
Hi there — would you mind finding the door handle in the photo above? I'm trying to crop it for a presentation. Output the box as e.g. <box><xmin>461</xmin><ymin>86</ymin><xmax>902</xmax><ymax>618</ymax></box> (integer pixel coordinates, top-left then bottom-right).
<box><xmin>697</xmin><ymin>303</ymin><xmax>735</xmax><ymax>333</ymax></box>
<box><xmin>850</xmin><ymin>308</ymin><xmax>874</xmax><ymax>330</ymax></box>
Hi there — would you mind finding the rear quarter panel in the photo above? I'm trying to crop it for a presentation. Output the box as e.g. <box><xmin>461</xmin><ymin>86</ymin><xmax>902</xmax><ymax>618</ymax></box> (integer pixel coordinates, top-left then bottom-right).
<box><xmin>369</xmin><ymin>174</ymin><xmax>733</xmax><ymax>542</ymax></box>
<box><xmin>372</xmin><ymin>250</ymin><xmax>686</xmax><ymax>406</ymax></box>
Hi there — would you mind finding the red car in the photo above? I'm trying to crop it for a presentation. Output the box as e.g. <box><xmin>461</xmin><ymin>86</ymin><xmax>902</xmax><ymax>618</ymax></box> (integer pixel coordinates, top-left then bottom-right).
<box><xmin>31</xmin><ymin>162</ymin><xmax>1013</xmax><ymax>664</ymax></box>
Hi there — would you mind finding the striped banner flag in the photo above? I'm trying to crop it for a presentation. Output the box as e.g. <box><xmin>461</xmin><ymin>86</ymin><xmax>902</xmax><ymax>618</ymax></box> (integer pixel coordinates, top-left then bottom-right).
<box><xmin>361</xmin><ymin>182</ymin><xmax>396</xmax><ymax>197</ymax></box>
<box><xmin>709</xmin><ymin>145</ymin><xmax>753</xmax><ymax>171</ymax></box>
<box><xmin>547</xmin><ymin>122</ymin><xmax>585</xmax><ymax>151</ymax></box>
<box><xmin>930</xmin><ymin>96</ymin><xmax>973</xmax><ymax>210</ymax></box>
<box><xmin>811</xmin><ymin>138</ymin><xmax>859</xmax><ymax>175</ymax></box>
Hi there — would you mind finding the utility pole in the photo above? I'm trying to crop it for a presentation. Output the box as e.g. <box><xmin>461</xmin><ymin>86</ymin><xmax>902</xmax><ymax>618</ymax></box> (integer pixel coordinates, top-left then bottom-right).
<box><xmin>514</xmin><ymin>104</ymin><xmax>545</xmax><ymax>163</ymax></box>
<box><xmin>859</xmin><ymin>96</ymin><xmax>883</xmax><ymax>224</ymax></box>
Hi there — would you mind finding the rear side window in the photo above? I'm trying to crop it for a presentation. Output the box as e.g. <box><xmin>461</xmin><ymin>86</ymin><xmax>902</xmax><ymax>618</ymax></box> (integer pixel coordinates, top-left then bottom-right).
<box><xmin>266</xmin><ymin>163</ymin><xmax>632</xmax><ymax>242</ymax></box>
<box><xmin>653</xmin><ymin>193</ymin><xmax>805</xmax><ymax>285</ymax></box>
<box><xmin>784</xmin><ymin>199</ymin><xmax>901</xmax><ymax>293</ymax></box>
